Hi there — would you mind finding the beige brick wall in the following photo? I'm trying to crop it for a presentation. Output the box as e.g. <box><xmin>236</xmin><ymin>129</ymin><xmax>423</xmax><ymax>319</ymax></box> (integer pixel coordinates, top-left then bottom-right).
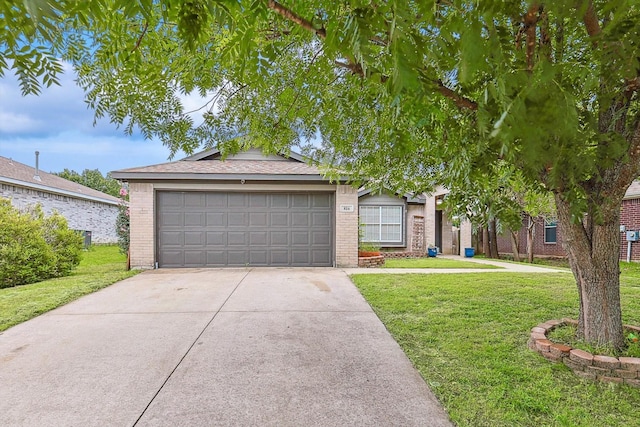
<box><xmin>335</xmin><ymin>184</ymin><xmax>359</xmax><ymax>267</ymax></box>
<box><xmin>459</xmin><ymin>219</ymin><xmax>473</xmax><ymax>255</ymax></box>
<box><xmin>129</xmin><ymin>182</ymin><xmax>155</xmax><ymax>269</ymax></box>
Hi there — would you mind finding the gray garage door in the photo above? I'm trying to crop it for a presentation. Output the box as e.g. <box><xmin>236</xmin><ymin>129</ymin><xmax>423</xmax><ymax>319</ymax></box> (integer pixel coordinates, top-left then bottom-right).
<box><xmin>156</xmin><ymin>191</ymin><xmax>334</xmax><ymax>267</ymax></box>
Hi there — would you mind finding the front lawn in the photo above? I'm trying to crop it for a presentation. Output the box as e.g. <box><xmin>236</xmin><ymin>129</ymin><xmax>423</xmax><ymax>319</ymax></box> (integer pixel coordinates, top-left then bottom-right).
<box><xmin>0</xmin><ymin>245</ymin><xmax>138</xmax><ymax>332</ymax></box>
<box><xmin>382</xmin><ymin>257</ymin><xmax>501</xmax><ymax>269</ymax></box>
<box><xmin>351</xmin><ymin>272</ymin><xmax>640</xmax><ymax>426</ymax></box>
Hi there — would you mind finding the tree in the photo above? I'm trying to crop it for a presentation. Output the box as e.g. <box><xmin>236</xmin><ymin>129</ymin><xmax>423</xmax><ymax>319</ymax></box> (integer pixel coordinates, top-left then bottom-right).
<box><xmin>54</xmin><ymin>168</ymin><xmax>122</xmax><ymax>198</ymax></box>
<box><xmin>4</xmin><ymin>1</ymin><xmax>640</xmax><ymax>351</ymax></box>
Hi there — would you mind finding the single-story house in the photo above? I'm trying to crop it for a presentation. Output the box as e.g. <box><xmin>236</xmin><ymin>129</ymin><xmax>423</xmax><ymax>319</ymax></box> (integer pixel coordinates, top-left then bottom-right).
<box><xmin>0</xmin><ymin>155</ymin><xmax>120</xmax><ymax>243</ymax></box>
<box><xmin>112</xmin><ymin>148</ymin><xmax>473</xmax><ymax>269</ymax></box>
<box><xmin>496</xmin><ymin>180</ymin><xmax>640</xmax><ymax>261</ymax></box>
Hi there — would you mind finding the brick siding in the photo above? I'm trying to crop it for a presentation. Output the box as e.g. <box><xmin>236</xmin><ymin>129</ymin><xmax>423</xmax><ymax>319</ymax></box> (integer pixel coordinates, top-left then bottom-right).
<box><xmin>129</xmin><ymin>182</ymin><xmax>155</xmax><ymax>269</ymax></box>
<box><xmin>1</xmin><ymin>183</ymin><xmax>118</xmax><ymax>243</ymax></box>
<box><xmin>335</xmin><ymin>184</ymin><xmax>359</xmax><ymax>267</ymax></box>
<box><xmin>620</xmin><ymin>198</ymin><xmax>640</xmax><ymax>261</ymax></box>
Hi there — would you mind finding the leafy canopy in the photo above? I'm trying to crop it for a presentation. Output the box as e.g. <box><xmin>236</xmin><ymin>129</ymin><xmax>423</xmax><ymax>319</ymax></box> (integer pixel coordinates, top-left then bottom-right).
<box><xmin>3</xmin><ymin>1</ymin><xmax>640</xmax><ymax>217</ymax></box>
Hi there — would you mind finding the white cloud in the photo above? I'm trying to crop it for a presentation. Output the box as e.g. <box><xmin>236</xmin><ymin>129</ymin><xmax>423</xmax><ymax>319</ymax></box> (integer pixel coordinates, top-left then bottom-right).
<box><xmin>0</xmin><ymin>111</ymin><xmax>41</xmax><ymax>133</ymax></box>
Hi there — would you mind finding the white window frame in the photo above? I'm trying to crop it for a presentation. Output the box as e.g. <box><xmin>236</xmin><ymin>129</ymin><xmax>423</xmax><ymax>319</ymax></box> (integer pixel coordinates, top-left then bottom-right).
<box><xmin>359</xmin><ymin>205</ymin><xmax>404</xmax><ymax>245</ymax></box>
<box><xmin>544</xmin><ymin>218</ymin><xmax>557</xmax><ymax>244</ymax></box>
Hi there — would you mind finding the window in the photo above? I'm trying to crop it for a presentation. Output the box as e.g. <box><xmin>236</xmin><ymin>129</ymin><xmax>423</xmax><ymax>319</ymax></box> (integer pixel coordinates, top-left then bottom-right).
<box><xmin>544</xmin><ymin>219</ymin><xmax>557</xmax><ymax>244</ymax></box>
<box><xmin>359</xmin><ymin>205</ymin><xmax>403</xmax><ymax>244</ymax></box>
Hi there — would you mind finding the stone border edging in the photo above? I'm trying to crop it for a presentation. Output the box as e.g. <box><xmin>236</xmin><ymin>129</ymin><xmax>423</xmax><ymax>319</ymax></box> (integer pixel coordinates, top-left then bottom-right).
<box><xmin>358</xmin><ymin>255</ymin><xmax>385</xmax><ymax>268</ymax></box>
<box><xmin>528</xmin><ymin>319</ymin><xmax>640</xmax><ymax>388</ymax></box>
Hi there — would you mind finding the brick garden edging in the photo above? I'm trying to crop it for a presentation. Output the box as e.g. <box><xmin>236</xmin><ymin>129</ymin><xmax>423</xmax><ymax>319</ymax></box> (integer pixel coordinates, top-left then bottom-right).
<box><xmin>529</xmin><ymin>319</ymin><xmax>640</xmax><ymax>388</ymax></box>
<box><xmin>358</xmin><ymin>255</ymin><xmax>385</xmax><ymax>268</ymax></box>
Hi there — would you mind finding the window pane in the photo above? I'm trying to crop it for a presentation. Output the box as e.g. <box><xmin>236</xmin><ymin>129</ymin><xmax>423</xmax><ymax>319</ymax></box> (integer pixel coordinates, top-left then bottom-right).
<box><xmin>544</xmin><ymin>224</ymin><xmax>557</xmax><ymax>243</ymax></box>
<box><xmin>381</xmin><ymin>206</ymin><xmax>402</xmax><ymax>223</ymax></box>
<box><xmin>362</xmin><ymin>224</ymin><xmax>380</xmax><ymax>242</ymax></box>
<box><xmin>380</xmin><ymin>224</ymin><xmax>402</xmax><ymax>241</ymax></box>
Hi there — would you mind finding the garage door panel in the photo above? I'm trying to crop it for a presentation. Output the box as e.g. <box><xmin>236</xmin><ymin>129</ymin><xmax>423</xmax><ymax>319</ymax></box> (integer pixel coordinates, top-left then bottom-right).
<box><xmin>184</xmin><ymin>212</ymin><xmax>205</xmax><ymax>227</ymax></box>
<box><xmin>312</xmin><ymin>231</ymin><xmax>331</xmax><ymax>245</ymax></box>
<box><xmin>206</xmin><ymin>251</ymin><xmax>227</xmax><ymax>265</ymax></box>
<box><xmin>161</xmin><ymin>250</ymin><xmax>183</xmax><ymax>267</ymax></box>
<box><xmin>228</xmin><ymin>232</ymin><xmax>247</xmax><ymax>246</ymax></box>
<box><xmin>249</xmin><ymin>251</ymin><xmax>268</xmax><ymax>265</ymax></box>
<box><xmin>291</xmin><ymin>212</ymin><xmax>309</xmax><ymax>227</ymax></box>
<box><xmin>250</xmin><ymin>231</ymin><xmax>268</xmax><ymax>245</ymax></box>
<box><xmin>157</xmin><ymin>191</ymin><xmax>333</xmax><ymax>267</ymax></box>
<box><xmin>312</xmin><ymin>250</ymin><xmax>331</xmax><ymax>264</ymax></box>
<box><xmin>184</xmin><ymin>231</ymin><xmax>204</xmax><ymax>246</ymax></box>
<box><xmin>160</xmin><ymin>212</ymin><xmax>182</xmax><ymax>227</ymax></box>
<box><xmin>270</xmin><ymin>194</ymin><xmax>289</xmax><ymax>208</ymax></box>
<box><xmin>313</xmin><ymin>194</ymin><xmax>332</xmax><ymax>207</ymax></box>
<box><xmin>270</xmin><ymin>250</ymin><xmax>289</xmax><ymax>265</ymax></box>
<box><xmin>270</xmin><ymin>212</ymin><xmax>288</xmax><ymax>226</ymax></box>
<box><xmin>292</xmin><ymin>231</ymin><xmax>310</xmax><ymax>245</ymax></box>
<box><xmin>250</xmin><ymin>194</ymin><xmax>268</xmax><ymax>207</ymax></box>
<box><xmin>206</xmin><ymin>212</ymin><xmax>225</xmax><ymax>226</ymax></box>
<box><xmin>228</xmin><ymin>213</ymin><xmax>247</xmax><ymax>227</ymax></box>
<box><xmin>312</xmin><ymin>212</ymin><xmax>331</xmax><ymax>227</ymax></box>
<box><xmin>270</xmin><ymin>231</ymin><xmax>289</xmax><ymax>245</ymax></box>
<box><xmin>291</xmin><ymin>194</ymin><xmax>310</xmax><ymax>208</ymax></box>
<box><xmin>159</xmin><ymin>231</ymin><xmax>182</xmax><ymax>245</ymax></box>
<box><xmin>206</xmin><ymin>193</ymin><xmax>227</xmax><ymax>207</ymax></box>
<box><xmin>159</xmin><ymin>192</ymin><xmax>183</xmax><ymax>207</ymax></box>
<box><xmin>249</xmin><ymin>212</ymin><xmax>268</xmax><ymax>227</ymax></box>
<box><xmin>291</xmin><ymin>251</ymin><xmax>310</xmax><ymax>264</ymax></box>
<box><xmin>184</xmin><ymin>251</ymin><xmax>205</xmax><ymax>266</ymax></box>
<box><xmin>227</xmin><ymin>251</ymin><xmax>247</xmax><ymax>266</ymax></box>
<box><xmin>184</xmin><ymin>193</ymin><xmax>205</xmax><ymax>207</ymax></box>
<box><xmin>227</xmin><ymin>193</ymin><xmax>247</xmax><ymax>207</ymax></box>
<box><xmin>206</xmin><ymin>231</ymin><xmax>225</xmax><ymax>245</ymax></box>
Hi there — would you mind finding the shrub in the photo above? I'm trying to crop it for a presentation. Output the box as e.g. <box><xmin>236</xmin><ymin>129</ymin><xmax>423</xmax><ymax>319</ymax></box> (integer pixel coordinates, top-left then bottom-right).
<box><xmin>115</xmin><ymin>187</ymin><xmax>129</xmax><ymax>255</ymax></box>
<box><xmin>0</xmin><ymin>200</ymin><xmax>83</xmax><ymax>288</ymax></box>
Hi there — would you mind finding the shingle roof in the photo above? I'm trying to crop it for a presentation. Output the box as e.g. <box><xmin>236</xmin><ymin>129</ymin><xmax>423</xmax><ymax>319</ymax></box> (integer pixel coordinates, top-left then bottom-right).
<box><xmin>113</xmin><ymin>159</ymin><xmax>322</xmax><ymax>175</ymax></box>
<box><xmin>0</xmin><ymin>156</ymin><xmax>120</xmax><ymax>205</ymax></box>
<box><xmin>110</xmin><ymin>146</ymin><xmax>345</xmax><ymax>182</ymax></box>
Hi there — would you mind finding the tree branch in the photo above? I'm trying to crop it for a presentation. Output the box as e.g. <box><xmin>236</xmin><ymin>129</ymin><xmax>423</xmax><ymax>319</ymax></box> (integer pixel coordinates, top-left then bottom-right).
<box><xmin>582</xmin><ymin>0</ymin><xmax>602</xmax><ymax>38</ymax></box>
<box><xmin>267</xmin><ymin>1</ymin><xmax>476</xmax><ymax>111</ymax></box>
<box><xmin>523</xmin><ymin>3</ymin><xmax>542</xmax><ymax>71</ymax></box>
<box><xmin>266</xmin><ymin>0</ymin><xmax>326</xmax><ymax>38</ymax></box>
<box><xmin>131</xmin><ymin>22</ymin><xmax>149</xmax><ymax>52</ymax></box>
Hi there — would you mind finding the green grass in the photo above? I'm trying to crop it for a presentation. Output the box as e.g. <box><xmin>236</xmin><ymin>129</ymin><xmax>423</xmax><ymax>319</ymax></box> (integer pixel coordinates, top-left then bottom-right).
<box><xmin>382</xmin><ymin>257</ymin><xmax>501</xmax><ymax>269</ymax></box>
<box><xmin>351</xmin><ymin>272</ymin><xmax>640</xmax><ymax>427</ymax></box>
<box><xmin>0</xmin><ymin>245</ymin><xmax>139</xmax><ymax>332</ymax></box>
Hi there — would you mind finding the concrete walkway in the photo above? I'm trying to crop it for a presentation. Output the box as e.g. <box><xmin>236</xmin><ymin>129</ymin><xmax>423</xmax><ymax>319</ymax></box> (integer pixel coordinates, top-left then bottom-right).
<box><xmin>0</xmin><ymin>268</ymin><xmax>452</xmax><ymax>427</ymax></box>
<box><xmin>344</xmin><ymin>255</ymin><xmax>571</xmax><ymax>275</ymax></box>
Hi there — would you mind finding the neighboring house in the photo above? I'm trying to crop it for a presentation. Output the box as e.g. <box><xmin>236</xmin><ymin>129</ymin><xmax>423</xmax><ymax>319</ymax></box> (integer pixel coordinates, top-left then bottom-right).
<box><xmin>496</xmin><ymin>180</ymin><xmax>640</xmax><ymax>261</ymax></box>
<box><xmin>0</xmin><ymin>155</ymin><xmax>120</xmax><ymax>244</ymax></box>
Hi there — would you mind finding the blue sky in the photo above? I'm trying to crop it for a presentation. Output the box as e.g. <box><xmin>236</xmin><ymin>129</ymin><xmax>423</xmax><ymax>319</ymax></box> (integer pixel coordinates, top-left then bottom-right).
<box><xmin>0</xmin><ymin>63</ymin><xmax>188</xmax><ymax>175</ymax></box>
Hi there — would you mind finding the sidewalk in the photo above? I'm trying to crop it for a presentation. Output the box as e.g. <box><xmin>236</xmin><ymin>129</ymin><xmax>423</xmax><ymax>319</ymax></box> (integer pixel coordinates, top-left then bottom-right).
<box><xmin>343</xmin><ymin>256</ymin><xmax>571</xmax><ymax>275</ymax></box>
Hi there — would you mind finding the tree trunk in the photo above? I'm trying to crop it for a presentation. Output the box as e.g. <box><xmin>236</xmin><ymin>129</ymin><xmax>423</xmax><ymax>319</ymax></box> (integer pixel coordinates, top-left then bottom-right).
<box><xmin>482</xmin><ymin>226</ymin><xmax>490</xmax><ymax>257</ymax></box>
<box><xmin>489</xmin><ymin>218</ymin><xmax>499</xmax><ymax>259</ymax></box>
<box><xmin>555</xmin><ymin>194</ymin><xmax>624</xmax><ymax>351</ymax></box>
<box><xmin>526</xmin><ymin>216</ymin><xmax>535</xmax><ymax>263</ymax></box>
<box><xmin>509</xmin><ymin>230</ymin><xmax>520</xmax><ymax>262</ymax></box>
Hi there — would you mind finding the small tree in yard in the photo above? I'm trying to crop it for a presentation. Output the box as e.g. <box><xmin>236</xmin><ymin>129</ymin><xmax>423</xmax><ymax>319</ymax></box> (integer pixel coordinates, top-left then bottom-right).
<box><xmin>115</xmin><ymin>188</ymin><xmax>130</xmax><ymax>256</ymax></box>
<box><xmin>4</xmin><ymin>1</ymin><xmax>640</xmax><ymax>351</ymax></box>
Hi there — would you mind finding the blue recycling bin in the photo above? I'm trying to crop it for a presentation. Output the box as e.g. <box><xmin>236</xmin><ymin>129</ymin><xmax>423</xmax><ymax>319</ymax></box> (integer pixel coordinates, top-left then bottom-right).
<box><xmin>428</xmin><ymin>248</ymin><xmax>438</xmax><ymax>257</ymax></box>
<box><xmin>464</xmin><ymin>247</ymin><xmax>475</xmax><ymax>258</ymax></box>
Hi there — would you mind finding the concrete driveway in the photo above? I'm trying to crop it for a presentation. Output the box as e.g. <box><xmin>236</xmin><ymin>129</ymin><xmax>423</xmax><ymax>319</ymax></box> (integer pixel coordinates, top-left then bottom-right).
<box><xmin>0</xmin><ymin>268</ymin><xmax>451</xmax><ymax>427</ymax></box>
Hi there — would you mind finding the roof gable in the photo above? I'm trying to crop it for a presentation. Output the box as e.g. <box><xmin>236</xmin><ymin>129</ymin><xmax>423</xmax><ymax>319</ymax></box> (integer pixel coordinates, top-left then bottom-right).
<box><xmin>111</xmin><ymin>147</ymin><xmax>341</xmax><ymax>182</ymax></box>
<box><xmin>0</xmin><ymin>156</ymin><xmax>120</xmax><ymax>205</ymax></box>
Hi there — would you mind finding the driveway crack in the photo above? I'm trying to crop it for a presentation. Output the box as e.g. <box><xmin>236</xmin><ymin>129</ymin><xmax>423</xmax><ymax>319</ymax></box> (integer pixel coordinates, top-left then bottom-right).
<box><xmin>131</xmin><ymin>269</ymin><xmax>251</xmax><ymax>426</ymax></box>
